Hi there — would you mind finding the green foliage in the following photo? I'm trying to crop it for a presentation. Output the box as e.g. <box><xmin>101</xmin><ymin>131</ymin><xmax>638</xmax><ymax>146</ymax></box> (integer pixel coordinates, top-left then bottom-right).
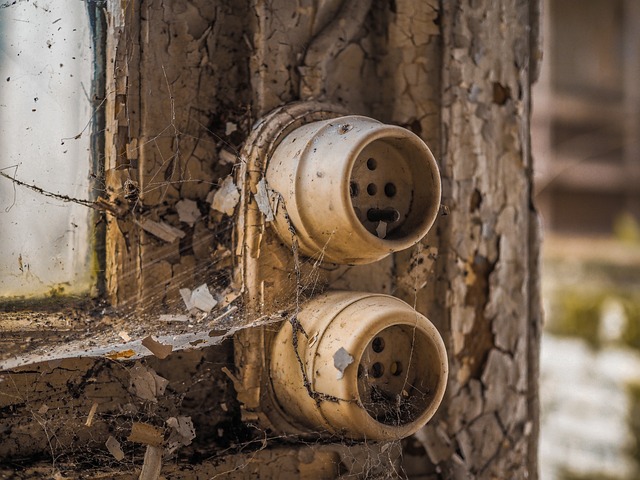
<box><xmin>546</xmin><ymin>289</ymin><xmax>604</xmax><ymax>348</ymax></box>
<box><xmin>614</xmin><ymin>212</ymin><xmax>640</xmax><ymax>245</ymax></box>
<box><xmin>621</xmin><ymin>297</ymin><xmax>640</xmax><ymax>351</ymax></box>
<box><xmin>546</xmin><ymin>287</ymin><xmax>640</xmax><ymax>353</ymax></box>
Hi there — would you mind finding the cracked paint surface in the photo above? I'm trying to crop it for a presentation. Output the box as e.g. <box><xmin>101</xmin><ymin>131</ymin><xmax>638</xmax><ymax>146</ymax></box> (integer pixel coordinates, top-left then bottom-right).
<box><xmin>238</xmin><ymin>0</ymin><xmax>539</xmax><ymax>477</ymax></box>
<box><xmin>0</xmin><ymin>0</ymin><xmax>540</xmax><ymax>477</ymax></box>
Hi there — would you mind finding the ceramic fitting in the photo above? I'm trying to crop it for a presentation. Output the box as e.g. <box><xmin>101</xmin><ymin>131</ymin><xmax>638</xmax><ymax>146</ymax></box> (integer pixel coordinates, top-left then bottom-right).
<box><xmin>269</xmin><ymin>291</ymin><xmax>448</xmax><ymax>440</ymax></box>
<box><xmin>265</xmin><ymin>115</ymin><xmax>441</xmax><ymax>264</ymax></box>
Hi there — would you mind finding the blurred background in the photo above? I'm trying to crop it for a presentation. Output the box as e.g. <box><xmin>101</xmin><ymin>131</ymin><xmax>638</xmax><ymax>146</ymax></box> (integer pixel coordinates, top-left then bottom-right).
<box><xmin>532</xmin><ymin>0</ymin><xmax>640</xmax><ymax>479</ymax></box>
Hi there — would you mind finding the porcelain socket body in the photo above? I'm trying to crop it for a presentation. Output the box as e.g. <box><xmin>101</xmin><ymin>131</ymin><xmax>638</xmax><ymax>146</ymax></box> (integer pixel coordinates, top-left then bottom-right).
<box><xmin>265</xmin><ymin>116</ymin><xmax>441</xmax><ymax>264</ymax></box>
<box><xmin>269</xmin><ymin>291</ymin><xmax>448</xmax><ymax>441</ymax></box>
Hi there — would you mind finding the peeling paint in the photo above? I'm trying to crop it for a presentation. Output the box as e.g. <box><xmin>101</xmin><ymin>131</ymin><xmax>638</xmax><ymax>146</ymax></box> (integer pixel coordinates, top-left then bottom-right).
<box><xmin>0</xmin><ymin>0</ymin><xmax>539</xmax><ymax>476</ymax></box>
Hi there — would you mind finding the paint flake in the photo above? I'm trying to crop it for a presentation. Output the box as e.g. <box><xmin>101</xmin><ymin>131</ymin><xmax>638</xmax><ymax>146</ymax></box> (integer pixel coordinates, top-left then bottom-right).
<box><xmin>137</xmin><ymin>218</ymin><xmax>186</xmax><ymax>243</ymax></box>
<box><xmin>333</xmin><ymin>347</ymin><xmax>354</xmax><ymax>379</ymax></box>
<box><xmin>129</xmin><ymin>362</ymin><xmax>169</xmax><ymax>403</ymax></box>
<box><xmin>254</xmin><ymin>178</ymin><xmax>275</xmax><ymax>221</ymax></box>
<box><xmin>176</xmin><ymin>199</ymin><xmax>200</xmax><ymax>226</ymax></box>
<box><xmin>141</xmin><ymin>335</ymin><xmax>173</xmax><ymax>359</ymax></box>
<box><xmin>191</xmin><ymin>284</ymin><xmax>218</xmax><ymax>313</ymax></box>
<box><xmin>105</xmin><ymin>436</ymin><xmax>124</xmax><ymax>461</ymax></box>
<box><xmin>165</xmin><ymin>416</ymin><xmax>196</xmax><ymax>453</ymax></box>
<box><xmin>210</xmin><ymin>176</ymin><xmax>240</xmax><ymax>216</ymax></box>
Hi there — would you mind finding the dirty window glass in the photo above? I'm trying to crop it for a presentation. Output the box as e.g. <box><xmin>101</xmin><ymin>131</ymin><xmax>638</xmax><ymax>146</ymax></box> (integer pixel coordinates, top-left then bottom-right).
<box><xmin>0</xmin><ymin>1</ymin><xmax>96</xmax><ymax>300</ymax></box>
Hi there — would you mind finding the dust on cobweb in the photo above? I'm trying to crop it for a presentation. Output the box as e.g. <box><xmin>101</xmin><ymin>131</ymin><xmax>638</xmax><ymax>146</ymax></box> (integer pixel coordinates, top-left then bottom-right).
<box><xmin>0</xmin><ymin>3</ymin><xmax>432</xmax><ymax>478</ymax></box>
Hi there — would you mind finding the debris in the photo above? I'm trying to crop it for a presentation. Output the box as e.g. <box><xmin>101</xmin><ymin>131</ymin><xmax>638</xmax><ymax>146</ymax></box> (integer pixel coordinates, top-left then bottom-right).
<box><xmin>333</xmin><ymin>347</ymin><xmax>354</xmax><ymax>379</ymax></box>
<box><xmin>209</xmin><ymin>305</ymin><xmax>238</xmax><ymax>328</ymax></box>
<box><xmin>376</xmin><ymin>221</ymin><xmax>387</xmax><ymax>239</ymax></box>
<box><xmin>218</xmin><ymin>148</ymin><xmax>237</xmax><ymax>166</ymax></box>
<box><xmin>210</xmin><ymin>176</ymin><xmax>240</xmax><ymax>216</ymax></box>
<box><xmin>137</xmin><ymin>218</ymin><xmax>186</xmax><ymax>243</ymax></box>
<box><xmin>37</xmin><ymin>404</ymin><xmax>49</xmax><ymax>415</ymax></box>
<box><xmin>127</xmin><ymin>422</ymin><xmax>164</xmax><ymax>446</ymax></box>
<box><xmin>212</xmin><ymin>243</ymin><xmax>232</xmax><ymax>258</ymax></box>
<box><xmin>118</xmin><ymin>331</ymin><xmax>131</xmax><ymax>342</ymax></box>
<box><xmin>165</xmin><ymin>416</ymin><xmax>196</xmax><ymax>453</ymax></box>
<box><xmin>208</xmin><ymin>328</ymin><xmax>227</xmax><ymax>337</ymax></box>
<box><xmin>158</xmin><ymin>314</ymin><xmax>189</xmax><ymax>322</ymax></box>
<box><xmin>398</xmin><ymin>247</ymin><xmax>439</xmax><ymax>292</ymax></box>
<box><xmin>105</xmin><ymin>436</ymin><xmax>125</xmax><ymax>461</ymax></box>
<box><xmin>180</xmin><ymin>284</ymin><xmax>217</xmax><ymax>314</ymax></box>
<box><xmin>129</xmin><ymin>362</ymin><xmax>169</xmax><ymax>403</ymax></box>
<box><xmin>95</xmin><ymin>196</ymin><xmax>128</xmax><ymax>217</ymax></box>
<box><xmin>220</xmin><ymin>287</ymin><xmax>240</xmax><ymax>306</ymax></box>
<box><xmin>106</xmin><ymin>349</ymin><xmax>136</xmax><ymax>360</ymax></box>
<box><xmin>179</xmin><ymin>288</ymin><xmax>195</xmax><ymax>311</ymax></box>
<box><xmin>139</xmin><ymin>445</ymin><xmax>162</xmax><ymax>480</ymax></box>
<box><xmin>225</xmin><ymin>122</ymin><xmax>238</xmax><ymax>135</ymax></box>
<box><xmin>123</xmin><ymin>178</ymin><xmax>140</xmax><ymax>201</ymax></box>
<box><xmin>167</xmin><ymin>416</ymin><xmax>195</xmax><ymax>441</ymax></box>
<box><xmin>254</xmin><ymin>178</ymin><xmax>275</xmax><ymax>221</ymax></box>
<box><xmin>191</xmin><ymin>284</ymin><xmax>218</xmax><ymax>313</ymax></box>
<box><xmin>85</xmin><ymin>402</ymin><xmax>98</xmax><ymax>427</ymax></box>
<box><xmin>176</xmin><ymin>199</ymin><xmax>200</xmax><ymax>226</ymax></box>
<box><xmin>122</xmin><ymin>403</ymin><xmax>139</xmax><ymax>415</ymax></box>
<box><xmin>141</xmin><ymin>336</ymin><xmax>173</xmax><ymax>359</ymax></box>
<box><xmin>221</xmin><ymin>367</ymin><xmax>244</xmax><ymax>392</ymax></box>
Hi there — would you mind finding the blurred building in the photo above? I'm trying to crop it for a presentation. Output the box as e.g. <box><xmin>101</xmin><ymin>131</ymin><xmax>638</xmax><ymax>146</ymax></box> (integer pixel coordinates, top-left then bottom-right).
<box><xmin>534</xmin><ymin>2</ymin><xmax>640</xmax><ymax>480</ymax></box>
<box><xmin>533</xmin><ymin>0</ymin><xmax>640</xmax><ymax>236</ymax></box>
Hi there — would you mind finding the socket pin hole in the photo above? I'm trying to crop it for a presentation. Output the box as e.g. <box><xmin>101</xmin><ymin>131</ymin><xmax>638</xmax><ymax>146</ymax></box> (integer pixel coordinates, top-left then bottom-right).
<box><xmin>372</xmin><ymin>337</ymin><xmax>385</xmax><ymax>353</ymax></box>
<box><xmin>390</xmin><ymin>361</ymin><xmax>403</xmax><ymax>376</ymax></box>
<box><xmin>367</xmin><ymin>183</ymin><xmax>377</xmax><ymax>196</ymax></box>
<box><xmin>384</xmin><ymin>182</ymin><xmax>397</xmax><ymax>198</ymax></box>
<box><xmin>367</xmin><ymin>158</ymin><xmax>377</xmax><ymax>170</ymax></box>
<box><xmin>371</xmin><ymin>362</ymin><xmax>384</xmax><ymax>378</ymax></box>
<box><xmin>350</xmin><ymin>181</ymin><xmax>359</xmax><ymax>197</ymax></box>
<box><xmin>367</xmin><ymin>208</ymin><xmax>400</xmax><ymax>223</ymax></box>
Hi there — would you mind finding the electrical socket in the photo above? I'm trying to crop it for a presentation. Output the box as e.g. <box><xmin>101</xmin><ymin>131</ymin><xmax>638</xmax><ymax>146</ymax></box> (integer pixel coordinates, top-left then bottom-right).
<box><xmin>266</xmin><ymin>115</ymin><xmax>441</xmax><ymax>265</ymax></box>
<box><xmin>268</xmin><ymin>291</ymin><xmax>448</xmax><ymax>441</ymax></box>
<box><xmin>233</xmin><ymin>102</ymin><xmax>447</xmax><ymax>443</ymax></box>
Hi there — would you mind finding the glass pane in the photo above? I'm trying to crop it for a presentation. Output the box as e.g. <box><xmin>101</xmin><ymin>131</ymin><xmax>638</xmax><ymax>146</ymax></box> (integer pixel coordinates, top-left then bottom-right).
<box><xmin>0</xmin><ymin>1</ymin><xmax>95</xmax><ymax>300</ymax></box>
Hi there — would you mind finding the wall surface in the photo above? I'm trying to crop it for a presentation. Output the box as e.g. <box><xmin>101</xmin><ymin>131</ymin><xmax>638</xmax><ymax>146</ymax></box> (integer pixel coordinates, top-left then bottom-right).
<box><xmin>0</xmin><ymin>1</ymin><xmax>540</xmax><ymax>478</ymax></box>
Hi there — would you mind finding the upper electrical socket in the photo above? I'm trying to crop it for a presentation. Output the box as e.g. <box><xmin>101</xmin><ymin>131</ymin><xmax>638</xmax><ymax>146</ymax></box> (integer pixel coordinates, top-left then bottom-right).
<box><xmin>266</xmin><ymin>115</ymin><xmax>441</xmax><ymax>265</ymax></box>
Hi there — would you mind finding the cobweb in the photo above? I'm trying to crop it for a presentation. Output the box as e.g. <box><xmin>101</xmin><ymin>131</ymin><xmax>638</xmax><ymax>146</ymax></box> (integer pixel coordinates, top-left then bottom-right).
<box><xmin>0</xmin><ymin>2</ymin><xmax>435</xmax><ymax>478</ymax></box>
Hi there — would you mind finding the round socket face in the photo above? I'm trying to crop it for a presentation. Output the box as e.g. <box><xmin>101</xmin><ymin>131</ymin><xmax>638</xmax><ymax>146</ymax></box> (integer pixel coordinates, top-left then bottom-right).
<box><xmin>357</xmin><ymin>325</ymin><xmax>436</xmax><ymax>426</ymax></box>
<box><xmin>349</xmin><ymin>140</ymin><xmax>413</xmax><ymax>240</ymax></box>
